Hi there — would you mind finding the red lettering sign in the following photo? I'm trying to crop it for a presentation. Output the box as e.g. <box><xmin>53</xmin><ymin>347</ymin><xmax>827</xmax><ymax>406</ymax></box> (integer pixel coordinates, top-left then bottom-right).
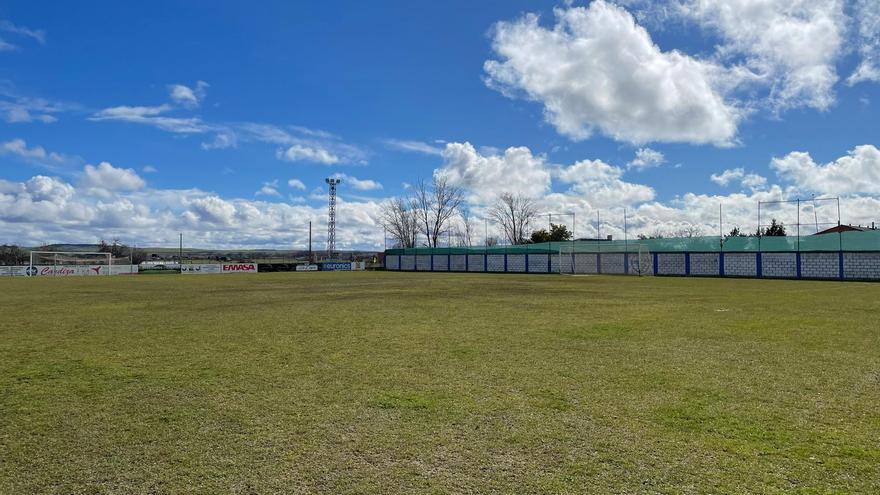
<box><xmin>222</xmin><ymin>264</ymin><xmax>257</xmax><ymax>272</ymax></box>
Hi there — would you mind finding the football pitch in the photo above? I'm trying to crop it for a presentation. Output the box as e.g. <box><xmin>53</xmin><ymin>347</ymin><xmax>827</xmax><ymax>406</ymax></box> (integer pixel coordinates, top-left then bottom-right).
<box><xmin>1</xmin><ymin>272</ymin><xmax>878</xmax><ymax>493</ymax></box>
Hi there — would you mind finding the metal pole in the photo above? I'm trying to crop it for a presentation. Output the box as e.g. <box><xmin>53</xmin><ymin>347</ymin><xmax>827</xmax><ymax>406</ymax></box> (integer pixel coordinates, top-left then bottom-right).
<box><xmin>179</xmin><ymin>233</ymin><xmax>183</xmax><ymax>271</ymax></box>
<box><xmin>797</xmin><ymin>198</ymin><xmax>800</xmax><ymax>252</ymax></box>
<box><xmin>719</xmin><ymin>203</ymin><xmax>723</xmax><ymax>251</ymax></box>
<box><xmin>309</xmin><ymin>221</ymin><xmax>313</xmax><ymax>262</ymax></box>
<box><xmin>624</xmin><ymin>208</ymin><xmax>628</xmax><ymax>250</ymax></box>
<box><xmin>757</xmin><ymin>201</ymin><xmax>761</xmax><ymax>252</ymax></box>
<box><xmin>383</xmin><ymin>226</ymin><xmax>387</xmax><ymax>251</ymax></box>
<box><xmin>485</xmin><ymin>218</ymin><xmax>488</xmax><ymax>247</ymax></box>
<box><xmin>837</xmin><ymin>197</ymin><xmax>842</xmax><ymax>251</ymax></box>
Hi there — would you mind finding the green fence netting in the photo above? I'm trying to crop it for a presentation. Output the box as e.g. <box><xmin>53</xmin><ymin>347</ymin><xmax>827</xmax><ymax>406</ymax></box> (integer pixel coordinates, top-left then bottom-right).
<box><xmin>385</xmin><ymin>230</ymin><xmax>880</xmax><ymax>255</ymax></box>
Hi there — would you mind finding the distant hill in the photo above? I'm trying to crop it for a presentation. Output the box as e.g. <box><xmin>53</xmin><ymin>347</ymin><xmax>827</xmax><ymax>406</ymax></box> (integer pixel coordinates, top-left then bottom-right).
<box><xmin>28</xmin><ymin>244</ymin><xmax>101</xmax><ymax>252</ymax></box>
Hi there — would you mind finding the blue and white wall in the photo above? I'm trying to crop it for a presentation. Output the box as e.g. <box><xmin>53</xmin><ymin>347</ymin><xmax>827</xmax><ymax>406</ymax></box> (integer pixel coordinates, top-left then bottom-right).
<box><xmin>384</xmin><ymin>251</ymin><xmax>880</xmax><ymax>281</ymax></box>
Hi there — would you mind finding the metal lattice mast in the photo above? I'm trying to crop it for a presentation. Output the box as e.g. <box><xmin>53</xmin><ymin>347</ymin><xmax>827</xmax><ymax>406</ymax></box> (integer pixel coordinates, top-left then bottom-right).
<box><xmin>325</xmin><ymin>178</ymin><xmax>341</xmax><ymax>256</ymax></box>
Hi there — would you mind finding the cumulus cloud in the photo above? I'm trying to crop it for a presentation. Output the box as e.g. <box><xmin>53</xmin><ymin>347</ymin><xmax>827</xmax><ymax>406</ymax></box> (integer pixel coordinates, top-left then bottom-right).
<box><xmin>142</xmin><ymin>165</ymin><xmax>158</xmax><ymax>173</ymax></box>
<box><xmin>771</xmin><ymin>145</ymin><xmax>880</xmax><ymax>195</ymax></box>
<box><xmin>3</xmin><ymin>142</ymin><xmax>880</xmax><ymax>249</ymax></box>
<box><xmin>79</xmin><ymin>162</ymin><xmax>146</xmax><ymax>197</ymax></box>
<box><xmin>256</xmin><ymin>180</ymin><xmax>281</xmax><ymax>197</ymax></box>
<box><xmin>0</xmin><ymin>138</ymin><xmax>65</xmax><ymax>164</ymax></box>
<box><xmin>627</xmin><ymin>147</ymin><xmax>666</xmax><ymax>170</ymax></box>
<box><xmin>848</xmin><ymin>0</ymin><xmax>880</xmax><ymax>85</ymax></box>
<box><xmin>168</xmin><ymin>81</ymin><xmax>209</xmax><ymax>108</ymax></box>
<box><xmin>710</xmin><ymin>167</ymin><xmax>767</xmax><ymax>190</ymax></box>
<box><xmin>287</xmin><ymin>178</ymin><xmax>306</xmax><ymax>190</ymax></box>
<box><xmin>556</xmin><ymin>158</ymin><xmax>655</xmax><ymax>206</ymax></box>
<box><xmin>676</xmin><ymin>0</ymin><xmax>845</xmax><ymax>111</ymax></box>
<box><xmin>276</xmin><ymin>144</ymin><xmax>340</xmax><ymax>164</ymax></box>
<box><xmin>438</xmin><ymin>142</ymin><xmax>552</xmax><ymax>203</ymax></box>
<box><xmin>484</xmin><ymin>1</ymin><xmax>742</xmax><ymax>145</ymax></box>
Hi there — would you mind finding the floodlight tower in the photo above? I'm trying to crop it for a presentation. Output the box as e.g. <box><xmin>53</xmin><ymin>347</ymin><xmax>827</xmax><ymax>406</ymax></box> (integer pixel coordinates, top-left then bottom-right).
<box><xmin>325</xmin><ymin>177</ymin><xmax>342</xmax><ymax>257</ymax></box>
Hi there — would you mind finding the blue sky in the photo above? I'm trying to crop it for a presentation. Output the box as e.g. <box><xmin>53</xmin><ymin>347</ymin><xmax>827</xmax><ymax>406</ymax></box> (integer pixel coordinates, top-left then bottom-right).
<box><xmin>1</xmin><ymin>1</ymin><xmax>879</xmax><ymax>249</ymax></box>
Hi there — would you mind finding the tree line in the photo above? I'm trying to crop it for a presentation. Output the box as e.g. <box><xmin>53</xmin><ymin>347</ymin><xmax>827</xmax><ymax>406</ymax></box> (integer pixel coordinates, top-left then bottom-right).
<box><xmin>0</xmin><ymin>240</ymin><xmax>147</xmax><ymax>266</ymax></box>
<box><xmin>380</xmin><ymin>174</ymin><xmax>572</xmax><ymax>249</ymax></box>
<box><xmin>380</xmin><ymin>174</ymin><xmax>790</xmax><ymax>249</ymax></box>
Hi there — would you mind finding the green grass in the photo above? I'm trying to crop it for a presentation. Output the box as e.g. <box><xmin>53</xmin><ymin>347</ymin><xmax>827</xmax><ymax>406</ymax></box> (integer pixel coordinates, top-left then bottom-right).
<box><xmin>1</xmin><ymin>272</ymin><xmax>878</xmax><ymax>494</ymax></box>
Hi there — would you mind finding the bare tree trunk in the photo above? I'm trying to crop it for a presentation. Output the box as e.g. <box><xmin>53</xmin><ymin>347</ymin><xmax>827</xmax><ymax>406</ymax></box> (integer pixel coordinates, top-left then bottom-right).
<box><xmin>459</xmin><ymin>207</ymin><xmax>474</xmax><ymax>247</ymax></box>
<box><xmin>411</xmin><ymin>174</ymin><xmax>464</xmax><ymax>248</ymax></box>
<box><xmin>489</xmin><ymin>193</ymin><xmax>538</xmax><ymax>245</ymax></box>
<box><xmin>380</xmin><ymin>198</ymin><xmax>419</xmax><ymax>248</ymax></box>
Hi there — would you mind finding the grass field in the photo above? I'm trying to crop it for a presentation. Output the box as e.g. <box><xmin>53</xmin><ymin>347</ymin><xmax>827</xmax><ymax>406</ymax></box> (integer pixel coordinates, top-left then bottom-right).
<box><xmin>1</xmin><ymin>272</ymin><xmax>878</xmax><ymax>493</ymax></box>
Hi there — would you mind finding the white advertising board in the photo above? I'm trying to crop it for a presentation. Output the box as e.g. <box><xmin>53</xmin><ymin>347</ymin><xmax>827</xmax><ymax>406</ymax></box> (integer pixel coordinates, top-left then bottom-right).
<box><xmin>296</xmin><ymin>264</ymin><xmax>319</xmax><ymax>271</ymax></box>
<box><xmin>181</xmin><ymin>263</ymin><xmax>259</xmax><ymax>274</ymax></box>
<box><xmin>0</xmin><ymin>265</ymin><xmax>139</xmax><ymax>277</ymax></box>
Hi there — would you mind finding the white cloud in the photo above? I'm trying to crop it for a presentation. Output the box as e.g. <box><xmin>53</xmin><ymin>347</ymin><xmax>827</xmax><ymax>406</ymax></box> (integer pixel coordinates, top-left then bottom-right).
<box><xmin>848</xmin><ymin>0</ymin><xmax>880</xmax><ymax>85</ymax></box>
<box><xmin>484</xmin><ymin>1</ymin><xmax>742</xmax><ymax>145</ymax></box>
<box><xmin>710</xmin><ymin>167</ymin><xmax>767</xmax><ymax>191</ymax></box>
<box><xmin>201</xmin><ymin>131</ymin><xmax>237</xmax><ymax>150</ymax></box>
<box><xmin>0</xmin><ymin>138</ymin><xmax>65</xmax><ymax>164</ymax></box>
<box><xmin>256</xmin><ymin>180</ymin><xmax>281</xmax><ymax>197</ymax></box>
<box><xmin>0</xmin><ymin>39</ymin><xmax>15</xmax><ymax>51</ymax></box>
<box><xmin>771</xmin><ymin>145</ymin><xmax>880</xmax><ymax>195</ymax></box>
<box><xmin>556</xmin><ymin>158</ymin><xmax>655</xmax><ymax>206</ymax></box>
<box><xmin>276</xmin><ymin>144</ymin><xmax>340</xmax><ymax>164</ymax></box>
<box><xmin>79</xmin><ymin>162</ymin><xmax>146</xmax><ymax>197</ymax></box>
<box><xmin>3</xmin><ymin>142</ymin><xmax>880</xmax><ymax>249</ymax></box>
<box><xmin>438</xmin><ymin>142</ymin><xmax>552</xmax><ymax>203</ymax></box>
<box><xmin>168</xmin><ymin>81</ymin><xmax>209</xmax><ymax>108</ymax></box>
<box><xmin>90</xmin><ymin>104</ymin><xmax>210</xmax><ymax>134</ymax></box>
<box><xmin>676</xmin><ymin>0</ymin><xmax>846</xmax><ymax>111</ymax></box>
<box><xmin>382</xmin><ymin>139</ymin><xmax>444</xmax><ymax>155</ymax></box>
<box><xmin>627</xmin><ymin>147</ymin><xmax>666</xmax><ymax>170</ymax></box>
<box><xmin>332</xmin><ymin>174</ymin><xmax>383</xmax><ymax>191</ymax></box>
<box><xmin>142</xmin><ymin>165</ymin><xmax>158</xmax><ymax>173</ymax></box>
<box><xmin>740</xmin><ymin>173</ymin><xmax>767</xmax><ymax>190</ymax></box>
<box><xmin>710</xmin><ymin>168</ymin><xmax>745</xmax><ymax>186</ymax></box>
<box><xmin>287</xmin><ymin>178</ymin><xmax>306</xmax><ymax>190</ymax></box>
<box><xmin>0</xmin><ymin>84</ymin><xmax>70</xmax><ymax>123</ymax></box>
<box><xmin>0</xmin><ymin>20</ymin><xmax>46</xmax><ymax>44</ymax></box>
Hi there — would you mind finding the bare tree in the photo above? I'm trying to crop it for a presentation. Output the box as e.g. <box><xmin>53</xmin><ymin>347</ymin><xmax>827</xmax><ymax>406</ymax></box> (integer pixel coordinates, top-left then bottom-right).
<box><xmin>380</xmin><ymin>198</ymin><xmax>419</xmax><ymax>248</ymax></box>
<box><xmin>411</xmin><ymin>174</ymin><xmax>464</xmax><ymax>248</ymax></box>
<box><xmin>456</xmin><ymin>206</ymin><xmax>475</xmax><ymax>247</ymax></box>
<box><xmin>670</xmin><ymin>224</ymin><xmax>705</xmax><ymax>238</ymax></box>
<box><xmin>489</xmin><ymin>193</ymin><xmax>538</xmax><ymax>245</ymax></box>
<box><xmin>0</xmin><ymin>244</ymin><xmax>27</xmax><ymax>265</ymax></box>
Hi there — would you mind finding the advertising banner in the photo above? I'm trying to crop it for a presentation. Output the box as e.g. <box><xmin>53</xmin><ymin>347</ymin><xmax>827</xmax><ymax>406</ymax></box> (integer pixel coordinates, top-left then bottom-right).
<box><xmin>296</xmin><ymin>264</ymin><xmax>319</xmax><ymax>271</ymax></box>
<box><xmin>0</xmin><ymin>266</ymin><xmax>29</xmax><ymax>276</ymax></box>
<box><xmin>0</xmin><ymin>265</ymin><xmax>138</xmax><ymax>277</ymax></box>
<box><xmin>181</xmin><ymin>263</ymin><xmax>258</xmax><ymax>274</ymax></box>
<box><xmin>321</xmin><ymin>262</ymin><xmax>352</xmax><ymax>271</ymax></box>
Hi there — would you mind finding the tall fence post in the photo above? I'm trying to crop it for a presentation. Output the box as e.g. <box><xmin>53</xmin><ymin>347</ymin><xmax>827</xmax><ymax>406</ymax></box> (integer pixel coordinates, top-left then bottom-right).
<box><xmin>756</xmin><ymin>252</ymin><xmax>763</xmax><ymax>278</ymax></box>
